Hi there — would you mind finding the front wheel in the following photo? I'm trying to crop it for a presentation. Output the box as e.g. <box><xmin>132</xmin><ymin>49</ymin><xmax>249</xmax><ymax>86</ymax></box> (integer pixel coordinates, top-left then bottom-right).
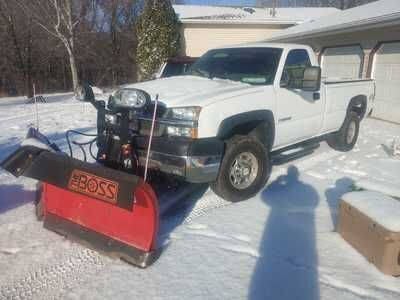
<box><xmin>211</xmin><ymin>136</ymin><xmax>271</xmax><ymax>202</ymax></box>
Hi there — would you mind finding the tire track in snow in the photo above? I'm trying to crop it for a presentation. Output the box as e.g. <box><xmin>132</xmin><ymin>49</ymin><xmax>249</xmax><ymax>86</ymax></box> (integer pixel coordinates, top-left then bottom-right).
<box><xmin>181</xmin><ymin>148</ymin><xmax>341</xmax><ymax>224</ymax></box>
<box><xmin>0</xmin><ymin>103</ymin><xmax>84</xmax><ymax>124</ymax></box>
<box><xmin>0</xmin><ymin>249</ymin><xmax>106</xmax><ymax>300</ymax></box>
<box><xmin>183</xmin><ymin>190</ymin><xmax>230</xmax><ymax>224</ymax></box>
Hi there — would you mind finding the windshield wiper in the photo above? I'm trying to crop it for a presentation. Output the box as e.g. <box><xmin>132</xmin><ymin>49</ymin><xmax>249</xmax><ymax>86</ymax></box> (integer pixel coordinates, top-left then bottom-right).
<box><xmin>191</xmin><ymin>68</ymin><xmax>211</xmax><ymax>79</ymax></box>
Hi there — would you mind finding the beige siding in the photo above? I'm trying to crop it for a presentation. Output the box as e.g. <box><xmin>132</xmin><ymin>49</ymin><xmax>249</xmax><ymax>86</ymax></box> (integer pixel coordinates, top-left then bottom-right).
<box><xmin>181</xmin><ymin>23</ymin><xmax>290</xmax><ymax>57</ymax></box>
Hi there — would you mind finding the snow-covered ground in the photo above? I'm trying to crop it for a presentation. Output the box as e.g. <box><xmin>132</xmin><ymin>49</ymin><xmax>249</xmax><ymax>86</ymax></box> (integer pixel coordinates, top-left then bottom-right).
<box><xmin>0</xmin><ymin>94</ymin><xmax>400</xmax><ymax>300</ymax></box>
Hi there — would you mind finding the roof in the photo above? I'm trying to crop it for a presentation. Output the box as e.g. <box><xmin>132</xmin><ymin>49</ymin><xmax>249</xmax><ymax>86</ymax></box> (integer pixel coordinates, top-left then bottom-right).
<box><xmin>267</xmin><ymin>0</ymin><xmax>400</xmax><ymax>41</ymax></box>
<box><xmin>173</xmin><ymin>5</ymin><xmax>338</xmax><ymax>25</ymax></box>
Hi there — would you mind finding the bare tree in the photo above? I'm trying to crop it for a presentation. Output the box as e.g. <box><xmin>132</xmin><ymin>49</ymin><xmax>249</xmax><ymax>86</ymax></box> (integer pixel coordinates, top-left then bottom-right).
<box><xmin>98</xmin><ymin>0</ymin><xmax>138</xmax><ymax>86</ymax></box>
<box><xmin>0</xmin><ymin>1</ymin><xmax>34</xmax><ymax>97</ymax></box>
<box><xmin>17</xmin><ymin>0</ymin><xmax>85</xmax><ymax>93</ymax></box>
<box><xmin>0</xmin><ymin>0</ymin><xmax>141</xmax><ymax>97</ymax></box>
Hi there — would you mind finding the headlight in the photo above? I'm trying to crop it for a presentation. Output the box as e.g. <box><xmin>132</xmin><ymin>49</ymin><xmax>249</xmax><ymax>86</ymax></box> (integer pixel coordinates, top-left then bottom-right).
<box><xmin>167</xmin><ymin>106</ymin><xmax>202</xmax><ymax>121</ymax></box>
<box><xmin>165</xmin><ymin>107</ymin><xmax>201</xmax><ymax>138</ymax></box>
<box><xmin>109</xmin><ymin>88</ymin><xmax>150</xmax><ymax>110</ymax></box>
<box><xmin>167</xmin><ymin>126</ymin><xmax>198</xmax><ymax>138</ymax></box>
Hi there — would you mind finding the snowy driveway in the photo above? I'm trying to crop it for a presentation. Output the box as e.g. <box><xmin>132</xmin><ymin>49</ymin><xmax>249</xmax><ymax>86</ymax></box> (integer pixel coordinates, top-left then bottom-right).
<box><xmin>0</xmin><ymin>96</ymin><xmax>400</xmax><ymax>300</ymax></box>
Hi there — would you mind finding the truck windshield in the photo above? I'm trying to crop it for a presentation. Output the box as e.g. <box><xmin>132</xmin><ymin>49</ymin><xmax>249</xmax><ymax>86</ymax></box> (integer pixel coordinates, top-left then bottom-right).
<box><xmin>186</xmin><ymin>47</ymin><xmax>283</xmax><ymax>85</ymax></box>
<box><xmin>162</xmin><ymin>61</ymin><xmax>195</xmax><ymax>78</ymax></box>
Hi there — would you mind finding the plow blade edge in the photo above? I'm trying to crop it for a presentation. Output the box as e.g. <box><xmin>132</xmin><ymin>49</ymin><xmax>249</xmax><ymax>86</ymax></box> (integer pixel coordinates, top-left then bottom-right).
<box><xmin>1</xmin><ymin>145</ymin><xmax>159</xmax><ymax>268</ymax></box>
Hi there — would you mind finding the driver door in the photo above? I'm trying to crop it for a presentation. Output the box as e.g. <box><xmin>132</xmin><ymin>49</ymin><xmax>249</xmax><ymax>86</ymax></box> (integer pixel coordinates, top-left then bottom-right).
<box><xmin>274</xmin><ymin>49</ymin><xmax>324</xmax><ymax>148</ymax></box>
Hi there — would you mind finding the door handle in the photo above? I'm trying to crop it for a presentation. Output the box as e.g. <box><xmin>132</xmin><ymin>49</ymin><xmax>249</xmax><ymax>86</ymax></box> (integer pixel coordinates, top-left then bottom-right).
<box><xmin>313</xmin><ymin>92</ymin><xmax>320</xmax><ymax>101</ymax></box>
<box><xmin>278</xmin><ymin>117</ymin><xmax>292</xmax><ymax>123</ymax></box>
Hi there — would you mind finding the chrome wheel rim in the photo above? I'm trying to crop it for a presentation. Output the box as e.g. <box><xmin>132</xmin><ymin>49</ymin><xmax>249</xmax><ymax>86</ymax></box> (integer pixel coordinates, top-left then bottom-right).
<box><xmin>347</xmin><ymin>120</ymin><xmax>356</xmax><ymax>144</ymax></box>
<box><xmin>229</xmin><ymin>152</ymin><xmax>259</xmax><ymax>190</ymax></box>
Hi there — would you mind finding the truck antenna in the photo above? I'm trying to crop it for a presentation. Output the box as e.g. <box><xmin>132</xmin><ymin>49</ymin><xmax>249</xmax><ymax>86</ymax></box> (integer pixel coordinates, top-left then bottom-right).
<box><xmin>33</xmin><ymin>83</ymin><xmax>40</xmax><ymax>130</ymax></box>
<box><xmin>144</xmin><ymin>94</ymin><xmax>159</xmax><ymax>182</ymax></box>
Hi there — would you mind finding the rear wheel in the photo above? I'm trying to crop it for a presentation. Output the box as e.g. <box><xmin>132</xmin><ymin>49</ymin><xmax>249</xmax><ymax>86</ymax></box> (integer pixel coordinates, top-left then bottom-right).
<box><xmin>327</xmin><ymin>112</ymin><xmax>360</xmax><ymax>152</ymax></box>
<box><xmin>211</xmin><ymin>136</ymin><xmax>271</xmax><ymax>202</ymax></box>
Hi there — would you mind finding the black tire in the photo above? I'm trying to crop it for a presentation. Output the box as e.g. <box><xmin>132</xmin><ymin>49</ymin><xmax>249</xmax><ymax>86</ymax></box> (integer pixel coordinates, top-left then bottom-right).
<box><xmin>327</xmin><ymin>112</ymin><xmax>360</xmax><ymax>152</ymax></box>
<box><xmin>211</xmin><ymin>135</ymin><xmax>271</xmax><ymax>202</ymax></box>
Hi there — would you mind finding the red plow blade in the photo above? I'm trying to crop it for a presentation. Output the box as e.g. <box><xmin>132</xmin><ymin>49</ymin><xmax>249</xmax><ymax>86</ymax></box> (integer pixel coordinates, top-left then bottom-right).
<box><xmin>2</xmin><ymin>145</ymin><xmax>159</xmax><ymax>268</ymax></box>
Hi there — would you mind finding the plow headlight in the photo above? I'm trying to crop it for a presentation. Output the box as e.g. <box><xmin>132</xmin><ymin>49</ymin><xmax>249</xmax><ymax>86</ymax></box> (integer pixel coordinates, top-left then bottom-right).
<box><xmin>110</xmin><ymin>88</ymin><xmax>150</xmax><ymax>110</ymax></box>
<box><xmin>105</xmin><ymin>114</ymin><xmax>117</xmax><ymax>125</ymax></box>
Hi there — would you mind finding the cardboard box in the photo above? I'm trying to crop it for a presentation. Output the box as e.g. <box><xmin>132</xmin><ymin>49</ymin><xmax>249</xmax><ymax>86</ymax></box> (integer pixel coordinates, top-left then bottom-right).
<box><xmin>338</xmin><ymin>191</ymin><xmax>400</xmax><ymax>276</ymax></box>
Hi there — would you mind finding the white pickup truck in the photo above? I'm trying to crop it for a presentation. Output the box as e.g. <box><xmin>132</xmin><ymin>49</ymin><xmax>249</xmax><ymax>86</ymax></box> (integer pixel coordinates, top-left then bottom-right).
<box><xmin>110</xmin><ymin>43</ymin><xmax>375</xmax><ymax>201</ymax></box>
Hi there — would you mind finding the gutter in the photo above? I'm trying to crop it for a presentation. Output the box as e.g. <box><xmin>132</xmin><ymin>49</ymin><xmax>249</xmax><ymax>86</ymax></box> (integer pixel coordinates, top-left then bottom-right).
<box><xmin>179</xmin><ymin>19</ymin><xmax>300</xmax><ymax>26</ymax></box>
<box><xmin>267</xmin><ymin>12</ymin><xmax>400</xmax><ymax>41</ymax></box>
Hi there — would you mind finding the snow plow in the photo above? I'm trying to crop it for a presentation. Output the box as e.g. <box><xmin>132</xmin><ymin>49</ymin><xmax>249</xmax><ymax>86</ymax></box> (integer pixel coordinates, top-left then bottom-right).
<box><xmin>0</xmin><ymin>85</ymin><xmax>163</xmax><ymax>268</ymax></box>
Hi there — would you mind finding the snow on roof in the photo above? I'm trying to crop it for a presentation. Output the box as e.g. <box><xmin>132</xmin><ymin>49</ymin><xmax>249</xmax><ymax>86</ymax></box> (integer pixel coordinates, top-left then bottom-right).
<box><xmin>268</xmin><ymin>0</ymin><xmax>400</xmax><ymax>41</ymax></box>
<box><xmin>173</xmin><ymin>5</ymin><xmax>338</xmax><ymax>25</ymax></box>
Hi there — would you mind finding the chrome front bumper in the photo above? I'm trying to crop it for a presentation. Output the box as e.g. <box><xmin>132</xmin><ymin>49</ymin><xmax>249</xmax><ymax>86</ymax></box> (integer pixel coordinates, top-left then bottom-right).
<box><xmin>137</xmin><ymin>150</ymin><xmax>221</xmax><ymax>183</ymax></box>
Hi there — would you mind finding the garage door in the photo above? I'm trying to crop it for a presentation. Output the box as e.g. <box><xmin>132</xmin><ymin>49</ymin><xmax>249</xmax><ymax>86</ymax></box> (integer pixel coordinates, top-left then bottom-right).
<box><xmin>371</xmin><ymin>42</ymin><xmax>400</xmax><ymax>123</ymax></box>
<box><xmin>321</xmin><ymin>46</ymin><xmax>364</xmax><ymax>79</ymax></box>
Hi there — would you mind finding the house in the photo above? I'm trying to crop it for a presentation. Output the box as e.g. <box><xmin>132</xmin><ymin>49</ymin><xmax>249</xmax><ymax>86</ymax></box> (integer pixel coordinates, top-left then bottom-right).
<box><xmin>173</xmin><ymin>5</ymin><xmax>338</xmax><ymax>57</ymax></box>
<box><xmin>267</xmin><ymin>0</ymin><xmax>400</xmax><ymax>124</ymax></box>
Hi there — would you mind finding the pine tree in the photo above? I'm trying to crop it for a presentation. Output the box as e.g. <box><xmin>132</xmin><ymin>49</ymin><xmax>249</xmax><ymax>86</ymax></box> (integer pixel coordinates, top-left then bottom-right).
<box><xmin>136</xmin><ymin>0</ymin><xmax>180</xmax><ymax>81</ymax></box>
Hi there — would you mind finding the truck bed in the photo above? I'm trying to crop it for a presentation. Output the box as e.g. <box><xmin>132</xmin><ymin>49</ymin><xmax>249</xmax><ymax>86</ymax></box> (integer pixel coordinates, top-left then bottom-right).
<box><xmin>320</xmin><ymin>78</ymin><xmax>375</xmax><ymax>134</ymax></box>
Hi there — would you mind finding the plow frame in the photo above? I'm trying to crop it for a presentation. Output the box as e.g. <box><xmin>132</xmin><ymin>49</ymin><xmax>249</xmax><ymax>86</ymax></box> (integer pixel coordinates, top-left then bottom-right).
<box><xmin>2</xmin><ymin>144</ymin><xmax>160</xmax><ymax>268</ymax></box>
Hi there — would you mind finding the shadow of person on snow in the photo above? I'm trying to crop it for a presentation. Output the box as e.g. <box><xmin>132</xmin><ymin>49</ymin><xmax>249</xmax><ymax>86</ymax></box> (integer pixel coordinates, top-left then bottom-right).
<box><xmin>249</xmin><ymin>166</ymin><xmax>320</xmax><ymax>300</ymax></box>
<box><xmin>0</xmin><ymin>184</ymin><xmax>36</xmax><ymax>214</ymax></box>
<box><xmin>325</xmin><ymin>177</ymin><xmax>354</xmax><ymax>230</ymax></box>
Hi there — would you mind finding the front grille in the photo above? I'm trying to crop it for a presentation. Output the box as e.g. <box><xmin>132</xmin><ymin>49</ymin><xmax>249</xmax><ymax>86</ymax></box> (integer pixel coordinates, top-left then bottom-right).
<box><xmin>138</xmin><ymin>119</ymin><xmax>166</xmax><ymax>137</ymax></box>
<box><xmin>143</xmin><ymin>101</ymin><xmax>167</xmax><ymax>118</ymax></box>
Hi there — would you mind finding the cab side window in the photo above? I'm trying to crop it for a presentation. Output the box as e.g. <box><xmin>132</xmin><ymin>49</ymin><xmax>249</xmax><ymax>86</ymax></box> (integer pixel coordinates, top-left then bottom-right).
<box><xmin>281</xmin><ymin>49</ymin><xmax>311</xmax><ymax>85</ymax></box>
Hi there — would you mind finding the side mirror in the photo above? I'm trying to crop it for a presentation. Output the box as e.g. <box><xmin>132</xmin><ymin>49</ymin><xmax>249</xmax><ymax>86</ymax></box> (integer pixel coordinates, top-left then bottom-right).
<box><xmin>302</xmin><ymin>66</ymin><xmax>321</xmax><ymax>92</ymax></box>
<box><xmin>284</xmin><ymin>66</ymin><xmax>321</xmax><ymax>92</ymax></box>
<box><xmin>76</xmin><ymin>83</ymin><xmax>95</xmax><ymax>102</ymax></box>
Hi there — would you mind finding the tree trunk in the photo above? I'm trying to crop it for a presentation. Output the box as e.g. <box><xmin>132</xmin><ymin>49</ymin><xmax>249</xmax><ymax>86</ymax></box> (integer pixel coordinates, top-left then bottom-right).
<box><xmin>64</xmin><ymin>33</ymin><xmax>79</xmax><ymax>93</ymax></box>
<box><xmin>110</xmin><ymin>0</ymin><xmax>119</xmax><ymax>86</ymax></box>
<box><xmin>67</xmin><ymin>47</ymin><xmax>79</xmax><ymax>94</ymax></box>
<box><xmin>26</xmin><ymin>17</ymin><xmax>33</xmax><ymax>98</ymax></box>
<box><xmin>63</xmin><ymin>58</ymin><xmax>68</xmax><ymax>90</ymax></box>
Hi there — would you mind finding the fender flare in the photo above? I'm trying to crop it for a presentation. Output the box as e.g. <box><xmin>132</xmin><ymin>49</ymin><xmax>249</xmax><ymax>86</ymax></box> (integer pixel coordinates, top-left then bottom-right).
<box><xmin>347</xmin><ymin>95</ymin><xmax>367</xmax><ymax>119</ymax></box>
<box><xmin>217</xmin><ymin>110</ymin><xmax>275</xmax><ymax>151</ymax></box>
